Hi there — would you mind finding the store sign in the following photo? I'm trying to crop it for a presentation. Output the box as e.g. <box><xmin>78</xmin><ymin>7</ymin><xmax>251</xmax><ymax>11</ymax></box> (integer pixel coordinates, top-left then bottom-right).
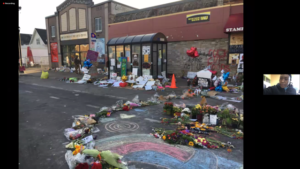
<box><xmin>186</xmin><ymin>12</ymin><xmax>210</xmax><ymax>24</ymax></box>
<box><xmin>60</xmin><ymin>31</ymin><xmax>88</xmax><ymax>41</ymax></box>
<box><xmin>91</xmin><ymin>33</ymin><xmax>96</xmax><ymax>42</ymax></box>
<box><xmin>226</xmin><ymin>27</ymin><xmax>243</xmax><ymax>33</ymax></box>
<box><xmin>229</xmin><ymin>45</ymin><xmax>243</xmax><ymax>53</ymax></box>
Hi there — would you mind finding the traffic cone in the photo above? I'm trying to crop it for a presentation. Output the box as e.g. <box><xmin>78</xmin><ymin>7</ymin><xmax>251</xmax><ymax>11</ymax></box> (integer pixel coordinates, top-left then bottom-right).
<box><xmin>170</xmin><ymin>74</ymin><xmax>177</xmax><ymax>88</ymax></box>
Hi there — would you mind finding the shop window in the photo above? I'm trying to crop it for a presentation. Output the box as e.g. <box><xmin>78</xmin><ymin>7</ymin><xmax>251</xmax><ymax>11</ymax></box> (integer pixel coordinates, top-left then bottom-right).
<box><xmin>75</xmin><ymin>45</ymin><xmax>80</xmax><ymax>52</ymax></box>
<box><xmin>95</xmin><ymin>18</ymin><xmax>102</xmax><ymax>32</ymax></box>
<box><xmin>163</xmin><ymin>44</ymin><xmax>167</xmax><ymax>72</ymax></box>
<box><xmin>125</xmin><ymin>45</ymin><xmax>131</xmax><ymax>72</ymax></box>
<box><xmin>132</xmin><ymin>44</ymin><xmax>141</xmax><ymax>76</ymax></box>
<box><xmin>80</xmin><ymin>52</ymin><xmax>87</xmax><ymax>65</ymax></box>
<box><xmin>51</xmin><ymin>26</ymin><xmax>55</xmax><ymax>37</ymax></box>
<box><xmin>36</xmin><ymin>39</ymin><xmax>40</xmax><ymax>45</ymax></box>
<box><xmin>80</xmin><ymin>44</ymin><xmax>89</xmax><ymax>52</ymax></box>
<box><xmin>108</xmin><ymin>46</ymin><xmax>116</xmax><ymax>77</ymax></box>
<box><xmin>142</xmin><ymin>44</ymin><xmax>151</xmax><ymax>76</ymax></box>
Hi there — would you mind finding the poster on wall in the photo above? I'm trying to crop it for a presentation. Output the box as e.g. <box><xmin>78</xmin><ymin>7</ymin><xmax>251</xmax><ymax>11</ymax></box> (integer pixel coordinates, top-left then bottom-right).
<box><xmin>90</xmin><ymin>41</ymin><xmax>95</xmax><ymax>51</ymax></box>
<box><xmin>142</xmin><ymin>46</ymin><xmax>150</xmax><ymax>55</ymax></box>
<box><xmin>239</xmin><ymin>53</ymin><xmax>244</xmax><ymax>63</ymax></box>
<box><xmin>95</xmin><ymin>38</ymin><xmax>105</xmax><ymax>63</ymax></box>
<box><xmin>144</xmin><ymin>54</ymin><xmax>148</xmax><ymax>62</ymax></box>
<box><xmin>50</xmin><ymin>43</ymin><xmax>59</xmax><ymax>62</ymax></box>
<box><xmin>132</xmin><ymin>54</ymin><xmax>139</xmax><ymax>67</ymax></box>
<box><xmin>121</xmin><ymin>57</ymin><xmax>127</xmax><ymax>76</ymax></box>
<box><xmin>229</xmin><ymin>53</ymin><xmax>239</xmax><ymax>64</ymax></box>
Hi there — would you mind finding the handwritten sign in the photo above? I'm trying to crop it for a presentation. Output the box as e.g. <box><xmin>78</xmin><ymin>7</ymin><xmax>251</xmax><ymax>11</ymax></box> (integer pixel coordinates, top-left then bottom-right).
<box><xmin>132</xmin><ymin>68</ymin><xmax>138</xmax><ymax>76</ymax></box>
<box><xmin>86</xmin><ymin>50</ymin><xmax>98</xmax><ymax>61</ymax></box>
<box><xmin>210</xmin><ymin>115</ymin><xmax>217</xmax><ymax>125</ymax></box>
<box><xmin>81</xmin><ymin>135</ymin><xmax>93</xmax><ymax>144</ymax></box>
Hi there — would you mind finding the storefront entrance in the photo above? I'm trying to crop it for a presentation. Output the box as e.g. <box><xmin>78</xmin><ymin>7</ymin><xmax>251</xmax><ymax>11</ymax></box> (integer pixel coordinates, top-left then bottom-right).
<box><xmin>61</xmin><ymin>44</ymin><xmax>89</xmax><ymax>67</ymax></box>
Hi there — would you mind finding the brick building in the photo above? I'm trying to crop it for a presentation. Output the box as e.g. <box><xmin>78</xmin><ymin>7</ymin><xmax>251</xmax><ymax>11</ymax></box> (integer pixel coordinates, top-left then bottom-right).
<box><xmin>108</xmin><ymin>0</ymin><xmax>244</xmax><ymax>77</ymax></box>
<box><xmin>45</xmin><ymin>0</ymin><xmax>137</xmax><ymax>68</ymax></box>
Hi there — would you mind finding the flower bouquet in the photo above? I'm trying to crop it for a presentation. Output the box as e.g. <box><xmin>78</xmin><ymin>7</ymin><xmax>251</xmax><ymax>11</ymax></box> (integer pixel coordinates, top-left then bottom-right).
<box><xmin>163</xmin><ymin>102</ymin><xmax>173</xmax><ymax>115</ymax></box>
<box><xmin>173</xmin><ymin>107</ymin><xmax>182</xmax><ymax>117</ymax></box>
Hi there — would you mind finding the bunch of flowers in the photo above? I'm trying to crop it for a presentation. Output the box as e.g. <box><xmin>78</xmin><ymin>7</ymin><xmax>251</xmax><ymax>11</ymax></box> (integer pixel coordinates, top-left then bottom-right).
<box><xmin>163</xmin><ymin>102</ymin><xmax>173</xmax><ymax>115</ymax></box>
<box><xmin>194</xmin><ymin>136</ymin><xmax>209</xmax><ymax>148</ymax></box>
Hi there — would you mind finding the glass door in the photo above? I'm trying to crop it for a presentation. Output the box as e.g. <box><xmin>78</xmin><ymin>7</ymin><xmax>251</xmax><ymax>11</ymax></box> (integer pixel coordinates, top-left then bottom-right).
<box><xmin>142</xmin><ymin>43</ymin><xmax>151</xmax><ymax>76</ymax></box>
<box><xmin>132</xmin><ymin>44</ymin><xmax>141</xmax><ymax>76</ymax></box>
<box><xmin>116</xmin><ymin>45</ymin><xmax>124</xmax><ymax>76</ymax></box>
<box><xmin>158</xmin><ymin>43</ymin><xmax>162</xmax><ymax>77</ymax></box>
<box><xmin>162</xmin><ymin>44</ymin><xmax>167</xmax><ymax>73</ymax></box>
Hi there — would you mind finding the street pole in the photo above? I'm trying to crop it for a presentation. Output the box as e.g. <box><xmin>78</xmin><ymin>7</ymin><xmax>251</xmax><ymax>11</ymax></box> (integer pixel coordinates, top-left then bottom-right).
<box><xmin>19</xmin><ymin>6</ymin><xmax>23</xmax><ymax>73</ymax></box>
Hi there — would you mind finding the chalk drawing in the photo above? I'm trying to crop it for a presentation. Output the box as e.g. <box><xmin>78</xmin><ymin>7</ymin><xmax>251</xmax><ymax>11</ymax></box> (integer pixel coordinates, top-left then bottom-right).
<box><xmin>109</xmin><ymin>142</ymin><xmax>192</xmax><ymax>162</ymax></box>
<box><xmin>144</xmin><ymin>118</ymin><xmax>161</xmax><ymax>123</ymax></box>
<box><xmin>120</xmin><ymin>114</ymin><xmax>136</xmax><ymax>119</ymax></box>
<box><xmin>99</xmin><ymin>118</ymin><xmax>116</xmax><ymax>123</ymax></box>
<box><xmin>105</xmin><ymin>121</ymin><xmax>139</xmax><ymax>132</ymax></box>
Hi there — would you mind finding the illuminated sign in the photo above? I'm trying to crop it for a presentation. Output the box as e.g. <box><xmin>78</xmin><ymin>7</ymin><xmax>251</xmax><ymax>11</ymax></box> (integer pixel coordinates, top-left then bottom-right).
<box><xmin>186</xmin><ymin>12</ymin><xmax>210</xmax><ymax>24</ymax></box>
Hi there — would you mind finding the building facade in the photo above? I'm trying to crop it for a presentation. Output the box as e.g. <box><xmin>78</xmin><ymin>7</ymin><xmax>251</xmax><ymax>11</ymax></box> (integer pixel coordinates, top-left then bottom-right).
<box><xmin>45</xmin><ymin>0</ymin><xmax>136</xmax><ymax>68</ymax></box>
<box><xmin>108</xmin><ymin>0</ymin><xmax>243</xmax><ymax>77</ymax></box>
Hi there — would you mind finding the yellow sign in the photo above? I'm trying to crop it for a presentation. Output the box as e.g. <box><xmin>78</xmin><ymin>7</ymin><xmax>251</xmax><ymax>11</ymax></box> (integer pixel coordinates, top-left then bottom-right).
<box><xmin>186</xmin><ymin>12</ymin><xmax>210</xmax><ymax>24</ymax></box>
<box><xmin>60</xmin><ymin>31</ymin><xmax>88</xmax><ymax>41</ymax></box>
<box><xmin>144</xmin><ymin>54</ymin><xmax>148</xmax><ymax>62</ymax></box>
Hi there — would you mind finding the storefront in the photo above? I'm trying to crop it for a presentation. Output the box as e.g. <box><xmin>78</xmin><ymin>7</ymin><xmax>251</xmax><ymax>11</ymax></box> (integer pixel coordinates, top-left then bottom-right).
<box><xmin>60</xmin><ymin>31</ymin><xmax>90</xmax><ymax>67</ymax></box>
<box><xmin>107</xmin><ymin>32</ymin><xmax>168</xmax><ymax>79</ymax></box>
<box><xmin>224</xmin><ymin>13</ymin><xmax>244</xmax><ymax>73</ymax></box>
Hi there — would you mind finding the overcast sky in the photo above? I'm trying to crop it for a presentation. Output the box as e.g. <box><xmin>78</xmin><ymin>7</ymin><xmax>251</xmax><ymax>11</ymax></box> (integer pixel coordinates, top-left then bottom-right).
<box><xmin>19</xmin><ymin>0</ymin><xmax>181</xmax><ymax>34</ymax></box>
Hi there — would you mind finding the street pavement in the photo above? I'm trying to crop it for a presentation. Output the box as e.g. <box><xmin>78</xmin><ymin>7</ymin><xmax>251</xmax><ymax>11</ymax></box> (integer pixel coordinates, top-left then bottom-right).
<box><xmin>19</xmin><ymin>72</ymin><xmax>243</xmax><ymax>169</ymax></box>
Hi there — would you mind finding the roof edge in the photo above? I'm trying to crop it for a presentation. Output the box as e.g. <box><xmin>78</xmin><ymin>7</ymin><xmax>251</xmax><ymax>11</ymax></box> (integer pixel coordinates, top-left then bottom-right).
<box><xmin>45</xmin><ymin>14</ymin><xmax>56</xmax><ymax>19</ymax></box>
<box><xmin>93</xmin><ymin>0</ymin><xmax>138</xmax><ymax>10</ymax></box>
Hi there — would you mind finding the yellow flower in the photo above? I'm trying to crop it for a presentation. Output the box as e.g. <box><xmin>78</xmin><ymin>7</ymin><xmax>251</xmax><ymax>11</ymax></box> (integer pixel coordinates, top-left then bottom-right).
<box><xmin>188</xmin><ymin>141</ymin><xmax>194</xmax><ymax>146</ymax></box>
<box><xmin>200</xmin><ymin>128</ymin><xmax>206</xmax><ymax>131</ymax></box>
<box><xmin>162</xmin><ymin>135</ymin><xmax>166</xmax><ymax>140</ymax></box>
<box><xmin>194</xmin><ymin>139</ymin><xmax>198</xmax><ymax>143</ymax></box>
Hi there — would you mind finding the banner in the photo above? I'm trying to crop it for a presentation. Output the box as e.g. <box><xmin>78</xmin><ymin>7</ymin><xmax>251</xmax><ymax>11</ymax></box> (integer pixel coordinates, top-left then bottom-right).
<box><xmin>121</xmin><ymin>57</ymin><xmax>127</xmax><ymax>76</ymax></box>
<box><xmin>50</xmin><ymin>43</ymin><xmax>59</xmax><ymax>62</ymax></box>
<box><xmin>186</xmin><ymin>12</ymin><xmax>210</xmax><ymax>24</ymax></box>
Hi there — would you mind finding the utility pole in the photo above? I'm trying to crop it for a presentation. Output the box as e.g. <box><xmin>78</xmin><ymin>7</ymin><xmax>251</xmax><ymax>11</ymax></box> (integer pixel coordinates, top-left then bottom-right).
<box><xmin>19</xmin><ymin>6</ymin><xmax>23</xmax><ymax>73</ymax></box>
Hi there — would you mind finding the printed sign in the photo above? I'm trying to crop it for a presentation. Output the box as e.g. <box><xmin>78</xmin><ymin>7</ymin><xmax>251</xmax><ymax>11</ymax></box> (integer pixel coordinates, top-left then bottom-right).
<box><xmin>142</xmin><ymin>46</ymin><xmax>150</xmax><ymax>55</ymax></box>
<box><xmin>198</xmin><ymin>78</ymin><xmax>209</xmax><ymax>87</ymax></box>
<box><xmin>86</xmin><ymin>50</ymin><xmax>98</xmax><ymax>61</ymax></box>
<box><xmin>91</xmin><ymin>33</ymin><xmax>96</xmax><ymax>42</ymax></box>
<box><xmin>186</xmin><ymin>12</ymin><xmax>210</xmax><ymax>24</ymax></box>
<box><xmin>144</xmin><ymin>54</ymin><xmax>148</xmax><ymax>62</ymax></box>
<box><xmin>60</xmin><ymin>31</ymin><xmax>88</xmax><ymax>41</ymax></box>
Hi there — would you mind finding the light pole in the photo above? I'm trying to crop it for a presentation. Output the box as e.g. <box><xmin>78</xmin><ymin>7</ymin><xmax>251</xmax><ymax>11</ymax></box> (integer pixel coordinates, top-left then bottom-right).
<box><xmin>19</xmin><ymin>6</ymin><xmax>24</xmax><ymax>73</ymax></box>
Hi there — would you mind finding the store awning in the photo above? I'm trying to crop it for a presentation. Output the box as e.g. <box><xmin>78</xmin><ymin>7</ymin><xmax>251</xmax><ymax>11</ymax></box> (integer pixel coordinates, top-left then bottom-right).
<box><xmin>224</xmin><ymin>13</ymin><xmax>243</xmax><ymax>33</ymax></box>
<box><xmin>107</xmin><ymin>32</ymin><xmax>167</xmax><ymax>45</ymax></box>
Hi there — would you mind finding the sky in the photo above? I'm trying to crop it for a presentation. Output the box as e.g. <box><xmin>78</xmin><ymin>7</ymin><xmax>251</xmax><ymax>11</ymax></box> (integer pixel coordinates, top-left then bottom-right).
<box><xmin>19</xmin><ymin>0</ymin><xmax>181</xmax><ymax>34</ymax></box>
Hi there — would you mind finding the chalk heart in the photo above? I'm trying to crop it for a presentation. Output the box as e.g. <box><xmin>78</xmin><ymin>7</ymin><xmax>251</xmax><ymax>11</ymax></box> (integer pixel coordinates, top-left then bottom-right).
<box><xmin>120</xmin><ymin>114</ymin><xmax>136</xmax><ymax>119</ymax></box>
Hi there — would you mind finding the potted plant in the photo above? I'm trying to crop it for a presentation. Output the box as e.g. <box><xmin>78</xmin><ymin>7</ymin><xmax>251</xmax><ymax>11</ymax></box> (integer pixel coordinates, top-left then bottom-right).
<box><xmin>163</xmin><ymin>102</ymin><xmax>174</xmax><ymax>115</ymax></box>
<box><xmin>173</xmin><ymin>107</ymin><xmax>182</xmax><ymax>117</ymax></box>
<box><xmin>217</xmin><ymin>109</ymin><xmax>233</xmax><ymax>130</ymax></box>
<box><xmin>209</xmin><ymin>106</ymin><xmax>219</xmax><ymax>125</ymax></box>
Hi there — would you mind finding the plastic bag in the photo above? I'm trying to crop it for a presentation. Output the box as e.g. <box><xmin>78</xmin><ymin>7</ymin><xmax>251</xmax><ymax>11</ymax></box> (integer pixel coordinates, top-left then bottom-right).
<box><xmin>64</xmin><ymin>129</ymin><xmax>83</xmax><ymax>140</ymax></box>
<box><xmin>226</xmin><ymin>104</ymin><xmax>236</xmax><ymax>111</ymax></box>
<box><xmin>153</xmin><ymin>92</ymin><xmax>159</xmax><ymax>98</ymax></box>
<box><xmin>74</xmin><ymin>153</ymin><xmax>86</xmax><ymax>164</ymax></box>
<box><xmin>168</xmin><ymin>91</ymin><xmax>177</xmax><ymax>99</ymax></box>
<box><xmin>212</xmin><ymin>75</ymin><xmax>217</xmax><ymax>81</ymax></box>
<box><xmin>132</xmin><ymin>95</ymin><xmax>140</xmax><ymax>104</ymax></box>
<box><xmin>98</xmin><ymin>107</ymin><xmax>108</xmax><ymax>113</ymax></box>
<box><xmin>85</xmin><ymin>140</ymin><xmax>96</xmax><ymax>149</ymax></box>
<box><xmin>69</xmin><ymin>77</ymin><xmax>78</xmax><ymax>82</ymax></box>
<box><xmin>116</xmin><ymin>100</ymin><xmax>123</xmax><ymax>109</ymax></box>
<box><xmin>65</xmin><ymin>150</ymin><xmax>76</xmax><ymax>169</ymax></box>
<box><xmin>40</xmin><ymin>71</ymin><xmax>49</xmax><ymax>79</ymax></box>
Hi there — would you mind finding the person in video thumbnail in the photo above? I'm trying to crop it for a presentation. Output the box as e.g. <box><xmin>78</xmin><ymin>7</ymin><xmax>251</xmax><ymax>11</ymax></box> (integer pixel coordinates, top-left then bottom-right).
<box><xmin>263</xmin><ymin>74</ymin><xmax>296</xmax><ymax>95</ymax></box>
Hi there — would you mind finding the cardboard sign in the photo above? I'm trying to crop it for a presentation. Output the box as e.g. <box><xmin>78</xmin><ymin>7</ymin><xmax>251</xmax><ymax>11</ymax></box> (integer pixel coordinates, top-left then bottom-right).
<box><xmin>86</xmin><ymin>50</ymin><xmax>98</xmax><ymax>61</ymax></box>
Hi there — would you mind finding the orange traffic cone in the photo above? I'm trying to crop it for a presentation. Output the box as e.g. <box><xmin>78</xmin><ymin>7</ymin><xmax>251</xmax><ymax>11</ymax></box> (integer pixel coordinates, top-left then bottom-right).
<box><xmin>169</xmin><ymin>74</ymin><xmax>177</xmax><ymax>88</ymax></box>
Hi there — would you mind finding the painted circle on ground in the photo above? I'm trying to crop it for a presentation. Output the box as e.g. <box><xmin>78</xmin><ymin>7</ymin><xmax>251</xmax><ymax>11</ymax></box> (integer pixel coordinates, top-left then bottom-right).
<box><xmin>105</xmin><ymin>121</ymin><xmax>139</xmax><ymax>132</ymax></box>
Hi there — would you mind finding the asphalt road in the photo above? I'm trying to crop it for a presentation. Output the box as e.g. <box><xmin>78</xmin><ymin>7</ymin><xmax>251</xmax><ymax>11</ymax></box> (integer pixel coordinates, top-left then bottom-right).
<box><xmin>19</xmin><ymin>77</ymin><xmax>243</xmax><ymax>169</ymax></box>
